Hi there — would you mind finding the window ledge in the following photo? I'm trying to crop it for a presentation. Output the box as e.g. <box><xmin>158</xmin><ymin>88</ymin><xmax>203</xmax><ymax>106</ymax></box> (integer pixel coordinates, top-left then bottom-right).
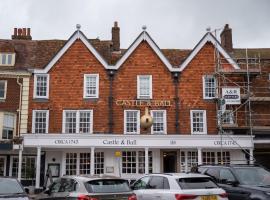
<box><xmin>83</xmin><ymin>98</ymin><xmax>99</xmax><ymax>102</ymax></box>
<box><xmin>33</xmin><ymin>98</ymin><xmax>49</xmax><ymax>102</ymax></box>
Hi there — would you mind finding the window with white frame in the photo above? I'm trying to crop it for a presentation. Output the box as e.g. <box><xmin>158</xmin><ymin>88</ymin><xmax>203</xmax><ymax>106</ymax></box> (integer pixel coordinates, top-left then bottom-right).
<box><xmin>34</xmin><ymin>74</ymin><xmax>49</xmax><ymax>98</ymax></box>
<box><xmin>65</xmin><ymin>152</ymin><xmax>104</xmax><ymax>175</ymax></box>
<box><xmin>122</xmin><ymin>151</ymin><xmax>137</xmax><ymax>174</ymax></box>
<box><xmin>180</xmin><ymin>151</ymin><xmax>198</xmax><ymax>172</ymax></box>
<box><xmin>11</xmin><ymin>156</ymin><xmax>36</xmax><ymax>181</ymax></box>
<box><xmin>80</xmin><ymin>153</ymin><xmax>91</xmax><ymax>175</ymax></box>
<box><xmin>217</xmin><ymin>151</ymin><xmax>231</xmax><ymax>164</ymax></box>
<box><xmin>203</xmin><ymin>75</ymin><xmax>216</xmax><ymax>99</ymax></box>
<box><xmin>66</xmin><ymin>153</ymin><xmax>77</xmax><ymax>175</ymax></box>
<box><xmin>137</xmin><ymin>75</ymin><xmax>152</xmax><ymax>99</ymax></box>
<box><xmin>63</xmin><ymin>110</ymin><xmax>93</xmax><ymax>134</ymax></box>
<box><xmin>0</xmin><ymin>157</ymin><xmax>6</xmax><ymax>176</ymax></box>
<box><xmin>124</xmin><ymin>110</ymin><xmax>140</xmax><ymax>134</ymax></box>
<box><xmin>0</xmin><ymin>80</ymin><xmax>7</xmax><ymax>100</ymax></box>
<box><xmin>202</xmin><ymin>152</ymin><xmax>216</xmax><ymax>164</ymax></box>
<box><xmin>2</xmin><ymin>113</ymin><xmax>15</xmax><ymax>139</ymax></box>
<box><xmin>0</xmin><ymin>53</ymin><xmax>15</xmax><ymax>66</ymax></box>
<box><xmin>190</xmin><ymin>110</ymin><xmax>207</xmax><ymax>134</ymax></box>
<box><xmin>151</xmin><ymin>110</ymin><xmax>166</xmax><ymax>134</ymax></box>
<box><xmin>84</xmin><ymin>74</ymin><xmax>99</xmax><ymax>98</ymax></box>
<box><xmin>122</xmin><ymin>151</ymin><xmax>153</xmax><ymax>174</ymax></box>
<box><xmin>218</xmin><ymin>110</ymin><xmax>235</xmax><ymax>125</ymax></box>
<box><xmin>138</xmin><ymin>151</ymin><xmax>153</xmax><ymax>174</ymax></box>
<box><xmin>95</xmin><ymin>152</ymin><xmax>104</xmax><ymax>174</ymax></box>
<box><xmin>32</xmin><ymin>110</ymin><xmax>49</xmax><ymax>134</ymax></box>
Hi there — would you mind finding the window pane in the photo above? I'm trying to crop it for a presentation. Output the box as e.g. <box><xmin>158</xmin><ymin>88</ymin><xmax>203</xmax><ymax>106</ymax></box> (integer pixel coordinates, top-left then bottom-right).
<box><xmin>125</xmin><ymin>111</ymin><xmax>138</xmax><ymax>134</ymax></box>
<box><xmin>85</xmin><ymin>75</ymin><xmax>97</xmax><ymax>97</ymax></box>
<box><xmin>95</xmin><ymin>152</ymin><xmax>104</xmax><ymax>174</ymax></box>
<box><xmin>66</xmin><ymin>153</ymin><xmax>77</xmax><ymax>175</ymax></box>
<box><xmin>7</xmin><ymin>54</ymin><xmax>12</xmax><ymax>65</ymax></box>
<box><xmin>152</xmin><ymin>111</ymin><xmax>165</xmax><ymax>134</ymax></box>
<box><xmin>180</xmin><ymin>151</ymin><xmax>198</xmax><ymax>173</ymax></box>
<box><xmin>192</xmin><ymin>111</ymin><xmax>205</xmax><ymax>133</ymax></box>
<box><xmin>139</xmin><ymin>76</ymin><xmax>151</xmax><ymax>99</ymax></box>
<box><xmin>204</xmin><ymin>76</ymin><xmax>216</xmax><ymax>98</ymax></box>
<box><xmin>80</xmin><ymin>153</ymin><xmax>91</xmax><ymax>175</ymax></box>
<box><xmin>138</xmin><ymin>151</ymin><xmax>153</xmax><ymax>174</ymax></box>
<box><xmin>122</xmin><ymin>151</ymin><xmax>136</xmax><ymax>174</ymax></box>
<box><xmin>65</xmin><ymin>111</ymin><xmax>77</xmax><ymax>133</ymax></box>
<box><xmin>0</xmin><ymin>81</ymin><xmax>6</xmax><ymax>98</ymax></box>
<box><xmin>79</xmin><ymin>111</ymin><xmax>91</xmax><ymax>133</ymax></box>
<box><xmin>2</xmin><ymin>54</ymin><xmax>6</xmax><ymax>64</ymax></box>
<box><xmin>0</xmin><ymin>157</ymin><xmax>5</xmax><ymax>176</ymax></box>
<box><xmin>34</xmin><ymin>111</ymin><xmax>47</xmax><ymax>134</ymax></box>
<box><xmin>36</xmin><ymin>75</ymin><xmax>48</xmax><ymax>97</ymax></box>
<box><xmin>202</xmin><ymin>152</ymin><xmax>215</xmax><ymax>164</ymax></box>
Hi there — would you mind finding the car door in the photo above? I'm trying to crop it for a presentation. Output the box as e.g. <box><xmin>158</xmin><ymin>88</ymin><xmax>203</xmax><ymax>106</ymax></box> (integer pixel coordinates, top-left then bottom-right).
<box><xmin>132</xmin><ymin>176</ymin><xmax>151</xmax><ymax>200</ymax></box>
<box><xmin>219</xmin><ymin>168</ymin><xmax>249</xmax><ymax>200</ymax></box>
<box><xmin>54</xmin><ymin>178</ymin><xmax>77</xmax><ymax>199</ymax></box>
<box><xmin>38</xmin><ymin>178</ymin><xmax>62</xmax><ymax>200</ymax></box>
<box><xmin>147</xmin><ymin>176</ymin><xmax>170</xmax><ymax>200</ymax></box>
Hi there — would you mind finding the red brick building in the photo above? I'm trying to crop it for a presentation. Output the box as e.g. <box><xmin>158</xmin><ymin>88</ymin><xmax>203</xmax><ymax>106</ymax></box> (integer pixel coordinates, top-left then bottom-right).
<box><xmin>1</xmin><ymin>23</ymin><xmax>269</xmax><ymax>188</ymax></box>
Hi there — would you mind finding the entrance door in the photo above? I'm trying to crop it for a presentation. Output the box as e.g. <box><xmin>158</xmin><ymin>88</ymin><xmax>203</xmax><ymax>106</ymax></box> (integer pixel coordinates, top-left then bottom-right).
<box><xmin>163</xmin><ymin>151</ymin><xmax>177</xmax><ymax>173</ymax></box>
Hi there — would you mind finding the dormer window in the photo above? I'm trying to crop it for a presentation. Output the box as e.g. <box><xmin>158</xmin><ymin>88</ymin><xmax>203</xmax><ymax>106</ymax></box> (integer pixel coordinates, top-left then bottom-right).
<box><xmin>0</xmin><ymin>53</ymin><xmax>15</xmax><ymax>66</ymax></box>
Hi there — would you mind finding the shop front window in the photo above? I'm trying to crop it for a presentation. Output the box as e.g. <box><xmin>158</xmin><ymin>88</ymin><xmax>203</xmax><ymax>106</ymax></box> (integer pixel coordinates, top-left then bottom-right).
<box><xmin>122</xmin><ymin>151</ymin><xmax>153</xmax><ymax>174</ymax></box>
<box><xmin>11</xmin><ymin>157</ymin><xmax>36</xmax><ymax>182</ymax></box>
<box><xmin>180</xmin><ymin>151</ymin><xmax>198</xmax><ymax>172</ymax></box>
<box><xmin>95</xmin><ymin>152</ymin><xmax>104</xmax><ymax>174</ymax></box>
<box><xmin>0</xmin><ymin>157</ymin><xmax>6</xmax><ymax>176</ymax></box>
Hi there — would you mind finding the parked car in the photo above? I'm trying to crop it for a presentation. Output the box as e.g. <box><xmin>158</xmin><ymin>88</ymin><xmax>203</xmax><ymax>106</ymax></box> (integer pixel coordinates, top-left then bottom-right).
<box><xmin>198</xmin><ymin>164</ymin><xmax>270</xmax><ymax>200</ymax></box>
<box><xmin>35</xmin><ymin>175</ymin><xmax>136</xmax><ymax>200</ymax></box>
<box><xmin>131</xmin><ymin>173</ymin><xmax>228</xmax><ymax>200</ymax></box>
<box><xmin>0</xmin><ymin>177</ymin><xmax>29</xmax><ymax>200</ymax></box>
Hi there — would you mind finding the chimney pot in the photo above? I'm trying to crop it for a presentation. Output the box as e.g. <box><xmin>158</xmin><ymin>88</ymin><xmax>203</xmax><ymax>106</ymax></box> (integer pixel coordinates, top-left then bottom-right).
<box><xmin>27</xmin><ymin>28</ymin><xmax>31</xmax><ymax>36</ymax></box>
<box><xmin>22</xmin><ymin>28</ymin><xmax>26</xmax><ymax>36</ymax></box>
<box><xmin>112</xmin><ymin>21</ymin><xmax>120</xmax><ymax>52</ymax></box>
<box><xmin>14</xmin><ymin>28</ymin><xmax>17</xmax><ymax>36</ymax></box>
<box><xmin>220</xmin><ymin>24</ymin><xmax>233</xmax><ymax>53</ymax></box>
<box><xmin>18</xmin><ymin>28</ymin><xmax>22</xmax><ymax>36</ymax></box>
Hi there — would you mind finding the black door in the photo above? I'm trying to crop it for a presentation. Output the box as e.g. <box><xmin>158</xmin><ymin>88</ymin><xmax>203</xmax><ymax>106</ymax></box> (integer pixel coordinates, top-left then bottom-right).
<box><xmin>163</xmin><ymin>151</ymin><xmax>177</xmax><ymax>173</ymax></box>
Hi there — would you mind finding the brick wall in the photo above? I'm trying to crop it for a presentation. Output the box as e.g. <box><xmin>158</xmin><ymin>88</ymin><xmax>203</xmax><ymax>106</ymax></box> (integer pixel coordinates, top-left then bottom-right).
<box><xmin>28</xmin><ymin>40</ymin><xmax>110</xmax><ymax>133</ymax></box>
<box><xmin>28</xmin><ymin>40</ymin><xmax>242</xmax><ymax>135</ymax></box>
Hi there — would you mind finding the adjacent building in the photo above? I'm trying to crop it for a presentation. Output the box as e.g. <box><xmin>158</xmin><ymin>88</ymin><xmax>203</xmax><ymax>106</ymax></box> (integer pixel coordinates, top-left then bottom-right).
<box><xmin>0</xmin><ymin>23</ymin><xmax>269</xmax><ymax>189</ymax></box>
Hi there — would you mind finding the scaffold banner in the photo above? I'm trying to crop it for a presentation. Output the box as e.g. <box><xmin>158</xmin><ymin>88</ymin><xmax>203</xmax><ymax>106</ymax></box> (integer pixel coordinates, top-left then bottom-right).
<box><xmin>222</xmin><ymin>87</ymin><xmax>241</xmax><ymax>105</ymax></box>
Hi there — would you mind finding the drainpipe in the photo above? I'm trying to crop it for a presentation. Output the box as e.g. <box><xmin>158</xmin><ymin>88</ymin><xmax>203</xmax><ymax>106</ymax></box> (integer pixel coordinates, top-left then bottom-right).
<box><xmin>108</xmin><ymin>70</ymin><xmax>115</xmax><ymax>133</ymax></box>
<box><xmin>173</xmin><ymin>72</ymin><xmax>180</xmax><ymax>134</ymax></box>
<box><xmin>16</xmin><ymin>77</ymin><xmax>23</xmax><ymax>137</ymax></box>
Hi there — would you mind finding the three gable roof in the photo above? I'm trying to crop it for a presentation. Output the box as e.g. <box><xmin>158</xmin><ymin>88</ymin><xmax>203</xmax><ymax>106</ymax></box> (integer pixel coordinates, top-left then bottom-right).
<box><xmin>0</xmin><ymin>28</ymin><xmax>240</xmax><ymax>73</ymax></box>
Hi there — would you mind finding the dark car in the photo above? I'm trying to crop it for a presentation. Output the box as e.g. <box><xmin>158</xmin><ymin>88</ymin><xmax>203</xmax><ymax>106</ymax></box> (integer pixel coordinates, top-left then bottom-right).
<box><xmin>0</xmin><ymin>177</ymin><xmax>29</xmax><ymax>200</ymax></box>
<box><xmin>35</xmin><ymin>175</ymin><xmax>137</xmax><ymax>200</ymax></box>
<box><xmin>198</xmin><ymin>164</ymin><xmax>270</xmax><ymax>200</ymax></box>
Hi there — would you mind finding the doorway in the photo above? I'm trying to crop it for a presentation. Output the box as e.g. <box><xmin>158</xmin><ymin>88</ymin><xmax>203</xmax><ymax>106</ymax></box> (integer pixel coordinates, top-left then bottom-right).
<box><xmin>163</xmin><ymin>151</ymin><xmax>177</xmax><ymax>173</ymax></box>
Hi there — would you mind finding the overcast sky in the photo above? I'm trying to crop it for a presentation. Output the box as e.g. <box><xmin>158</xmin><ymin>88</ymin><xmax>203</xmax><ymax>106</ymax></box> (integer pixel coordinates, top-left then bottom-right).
<box><xmin>0</xmin><ymin>0</ymin><xmax>270</xmax><ymax>49</ymax></box>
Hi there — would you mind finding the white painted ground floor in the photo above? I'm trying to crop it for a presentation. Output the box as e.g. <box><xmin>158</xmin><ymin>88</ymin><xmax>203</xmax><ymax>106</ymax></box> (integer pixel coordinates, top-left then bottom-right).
<box><xmin>7</xmin><ymin>134</ymin><xmax>254</xmax><ymax>188</ymax></box>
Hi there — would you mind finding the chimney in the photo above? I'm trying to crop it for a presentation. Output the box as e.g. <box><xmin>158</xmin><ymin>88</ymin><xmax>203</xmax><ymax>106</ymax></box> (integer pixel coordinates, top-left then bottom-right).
<box><xmin>220</xmin><ymin>24</ymin><xmax>233</xmax><ymax>52</ymax></box>
<box><xmin>12</xmin><ymin>27</ymin><xmax>32</xmax><ymax>40</ymax></box>
<box><xmin>112</xmin><ymin>21</ymin><xmax>120</xmax><ymax>52</ymax></box>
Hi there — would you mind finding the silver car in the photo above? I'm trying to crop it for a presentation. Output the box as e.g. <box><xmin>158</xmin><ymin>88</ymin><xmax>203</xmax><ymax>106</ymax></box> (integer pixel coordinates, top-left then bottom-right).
<box><xmin>0</xmin><ymin>177</ymin><xmax>29</xmax><ymax>200</ymax></box>
<box><xmin>131</xmin><ymin>173</ymin><xmax>228</xmax><ymax>200</ymax></box>
<box><xmin>35</xmin><ymin>175</ymin><xmax>136</xmax><ymax>200</ymax></box>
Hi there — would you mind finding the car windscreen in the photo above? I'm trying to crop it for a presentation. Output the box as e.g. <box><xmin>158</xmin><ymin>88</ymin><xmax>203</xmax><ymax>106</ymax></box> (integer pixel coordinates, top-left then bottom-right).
<box><xmin>84</xmin><ymin>179</ymin><xmax>131</xmax><ymax>193</ymax></box>
<box><xmin>177</xmin><ymin>177</ymin><xmax>218</xmax><ymax>189</ymax></box>
<box><xmin>235</xmin><ymin>167</ymin><xmax>270</xmax><ymax>186</ymax></box>
<box><xmin>0</xmin><ymin>179</ymin><xmax>24</xmax><ymax>194</ymax></box>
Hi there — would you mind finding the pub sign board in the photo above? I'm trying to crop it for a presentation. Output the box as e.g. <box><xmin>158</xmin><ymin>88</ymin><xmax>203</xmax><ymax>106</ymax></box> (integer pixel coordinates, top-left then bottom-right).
<box><xmin>222</xmin><ymin>87</ymin><xmax>241</xmax><ymax>105</ymax></box>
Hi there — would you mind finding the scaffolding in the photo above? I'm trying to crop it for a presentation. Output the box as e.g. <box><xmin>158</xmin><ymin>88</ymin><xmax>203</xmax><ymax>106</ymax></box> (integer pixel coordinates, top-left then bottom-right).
<box><xmin>214</xmin><ymin>40</ymin><xmax>270</xmax><ymax>164</ymax></box>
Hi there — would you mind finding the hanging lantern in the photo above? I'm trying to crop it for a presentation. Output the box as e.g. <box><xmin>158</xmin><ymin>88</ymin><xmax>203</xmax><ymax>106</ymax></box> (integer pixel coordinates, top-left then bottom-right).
<box><xmin>140</xmin><ymin>107</ymin><xmax>153</xmax><ymax>129</ymax></box>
